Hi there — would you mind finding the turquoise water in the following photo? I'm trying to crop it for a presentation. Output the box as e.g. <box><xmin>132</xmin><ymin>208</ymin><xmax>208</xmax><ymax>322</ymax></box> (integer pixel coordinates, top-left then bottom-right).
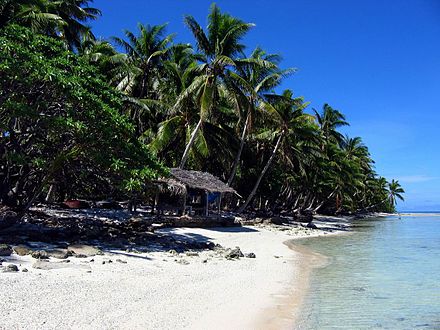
<box><xmin>294</xmin><ymin>215</ymin><xmax>440</xmax><ymax>329</ymax></box>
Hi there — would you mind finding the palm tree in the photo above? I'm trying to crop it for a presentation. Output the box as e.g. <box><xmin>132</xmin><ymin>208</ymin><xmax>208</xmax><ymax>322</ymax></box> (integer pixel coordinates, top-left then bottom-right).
<box><xmin>178</xmin><ymin>3</ymin><xmax>254</xmax><ymax>169</ymax></box>
<box><xmin>314</xmin><ymin>103</ymin><xmax>349</xmax><ymax>148</ymax></box>
<box><xmin>112</xmin><ymin>23</ymin><xmax>174</xmax><ymax>97</ymax></box>
<box><xmin>1</xmin><ymin>0</ymin><xmax>100</xmax><ymax>50</ymax></box>
<box><xmin>388</xmin><ymin>179</ymin><xmax>405</xmax><ymax>207</ymax></box>
<box><xmin>111</xmin><ymin>23</ymin><xmax>174</xmax><ymax>134</ymax></box>
<box><xmin>226</xmin><ymin>47</ymin><xmax>295</xmax><ymax>185</ymax></box>
<box><xmin>238</xmin><ymin>90</ymin><xmax>312</xmax><ymax>213</ymax></box>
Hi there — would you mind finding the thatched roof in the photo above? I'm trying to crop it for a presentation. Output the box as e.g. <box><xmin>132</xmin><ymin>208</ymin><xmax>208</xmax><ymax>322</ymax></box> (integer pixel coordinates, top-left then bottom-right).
<box><xmin>157</xmin><ymin>168</ymin><xmax>236</xmax><ymax>194</ymax></box>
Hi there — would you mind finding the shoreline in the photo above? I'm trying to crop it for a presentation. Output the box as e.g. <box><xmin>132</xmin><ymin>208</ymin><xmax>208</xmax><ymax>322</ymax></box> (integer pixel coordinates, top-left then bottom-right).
<box><xmin>0</xmin><ymin>214</ymin><xmax>386</xmax><ymax>329</ymax></box>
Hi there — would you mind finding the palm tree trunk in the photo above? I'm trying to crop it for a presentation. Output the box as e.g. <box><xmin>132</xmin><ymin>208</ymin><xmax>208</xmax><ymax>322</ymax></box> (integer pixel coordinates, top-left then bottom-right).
<box><xmin>179</xmin><ymin>118</ymin><xmax>202</xmax><ymax>169</ymax></box>
<box><xmin>227</xmin><ymin>112</ymin><xmax>250</xmax><ymax>185</ymax></box>
<box><xmin>238</xmin><ymin>132</ymin><xmax>284</xmax><ymax>213</ymax></box>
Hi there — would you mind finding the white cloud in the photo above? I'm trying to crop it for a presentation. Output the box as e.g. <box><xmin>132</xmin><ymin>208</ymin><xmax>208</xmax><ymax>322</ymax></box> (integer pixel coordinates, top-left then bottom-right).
<box><xmin>396</xmin><ymin>175</ymin><xmax>438</xmax><ymax>183</ymax></box>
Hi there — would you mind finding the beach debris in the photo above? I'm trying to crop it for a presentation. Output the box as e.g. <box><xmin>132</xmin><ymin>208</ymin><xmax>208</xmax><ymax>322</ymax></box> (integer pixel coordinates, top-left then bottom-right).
<box><xmin>22</xmin><ymin>268</ymin><xmax>28</xmax><ymax>272</ymax></box>
<box><xmin>13</xmin><ymin>245</ymin><xmax>32</xmax><ymax>256</ymax></box>
<box><xmin>116</xmin><ymin>259</ymin><xmax>127</xmax><ymax>264</ymax></box>
<box><xmin>244</xmin><ymin>252</ymin><xmax>256</xmax><ymax>258</ymax></box>
<box><xmin>176</xmin><ymin>259</ymin><xmax>189</xmax><ymax>265</ymax></box>
<box><xmin>0</xmin><ymin>244</ymin><xmax>12</xmax><ymax>256</ymax></box>
<box><xmin>185</xmin><ymin>251</ymin><xmax>199</xmax><ymax>257</ymax></box>
<box><xmin>168</xmin><ymin>249</ymin><xmax>179</xmax><ymax>256</ymax></box>
<box><xmin>225</xmin><ymin>247</ymin><xmax>244</xmax><ymax>259</ymax></box>
<box><xmin>306</xmin><ymin>222</ymin><xmax>318</xmax><ymax>229</ymax></box>
<box><xmin>2</xmin><ymin>264</ymin><xmax>19</xmax><ymax>272</ymax></box>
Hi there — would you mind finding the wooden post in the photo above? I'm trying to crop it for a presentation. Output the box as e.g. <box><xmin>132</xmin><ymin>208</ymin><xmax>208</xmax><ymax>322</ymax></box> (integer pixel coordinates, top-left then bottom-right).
<box><xmin>218</xmin><ymin>194</ymin><xmax>222</xmax><ymax>216</ymax></box>
<box><xmin>182</xmin><ymin>191</ymin><xmax>187</xmax><ymax>216</ymax></box>
<box><xmin>154</xmin><ymin>192</ymin><xmax>159</xmax><ymax>214</ymax></box>
<box><xmin>204</xmin><ymin>191</ymin><xmax>209</xmax><ymax>217</ymax></box>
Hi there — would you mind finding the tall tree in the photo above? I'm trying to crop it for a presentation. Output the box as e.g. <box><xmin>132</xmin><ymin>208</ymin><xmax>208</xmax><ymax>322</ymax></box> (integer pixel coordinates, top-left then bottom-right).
<box><xmin>238</xmin><ymin>90</ymin><xmax>312</xmax><ymax>212</ymax></box>
<box><xmin>226</xmin><ymin>47</ymin><xmax>295</xmax><ymax>185</ymax></box>
<box><xmin>179</xmin><ymin>3</ymin><xmax>254</xmax><ymax>169</ymax></box>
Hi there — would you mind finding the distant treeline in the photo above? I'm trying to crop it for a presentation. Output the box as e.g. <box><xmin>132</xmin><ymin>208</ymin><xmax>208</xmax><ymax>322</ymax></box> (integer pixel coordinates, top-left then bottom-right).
<box><xmin>0</xmin><ymin>1</ymin><xmax>404</xmax><ymax>214</ymax></box>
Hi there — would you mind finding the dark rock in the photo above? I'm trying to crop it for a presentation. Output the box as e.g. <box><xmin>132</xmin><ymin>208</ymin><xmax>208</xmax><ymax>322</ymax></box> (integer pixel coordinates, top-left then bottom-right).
<box><xmin>268</xmin><ymin>216</ymin><xmax>285</xmax><ymax>225</ymax></box>
<box><xmin>68</xmin><ymin>244</ymin><xmax>102</xmax><ymax>257</ymax></box>
<box><xmin>296</xmin><ymin>211</ymin><xmax>313</xmax><ymax>223</ymax></box>
<box><xmin>306</xmin><ymin>222</ymin><xmax>318</xmax><ymax>229</ymax></box>
<box><xmin>31</xmin><ymin>250</ymin><xmax>49</xmax><ymax>259</ymax></box>
<box><xmin>0</xmin><ymin>244</ymin><xmax>12</xmax><ymax>256</ymax></box>
<box><xmin>185</xmin><ymin>251</ymin><xmax>199</xmax><ymax>257</ymax></box>
<box><xmin>13</xmin><ymin>245</ymin><xmax>32</xmax><ymax>256</ymax></box>
<box><xmin>74</xmin><ymin>254</ymin><xmax>87</xmax><ymax>258</ymax></box>
<box><xmin>46</xmin><ymin>249</ymin><xmax>71</xmax><ymax>259</ymax></box>
<box><xmin>22</xmin><ymin>268</ymin><xmax>28</xmax><ymax>272</ymax></box>
<box><xmin>3</xmin><ymin>264</ymin><xmax>19</xmax><ymax>272</ymax></box>
<box><xmin>225</xmin><ymin>247</ymin><xmax>244</xmax><ymax>259</ymax></box>
<box><xmin>244</xmin><ymin>252</ymin><xmax>256</xmax><ymax>258</ymax></box>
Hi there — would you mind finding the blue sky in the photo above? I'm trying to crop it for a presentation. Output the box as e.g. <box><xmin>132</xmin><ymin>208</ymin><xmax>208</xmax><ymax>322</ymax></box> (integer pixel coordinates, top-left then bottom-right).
<box><xmin>91</xmin><ymin>0</ymin><xmax>440</xmax><ymax>211</ymax></box>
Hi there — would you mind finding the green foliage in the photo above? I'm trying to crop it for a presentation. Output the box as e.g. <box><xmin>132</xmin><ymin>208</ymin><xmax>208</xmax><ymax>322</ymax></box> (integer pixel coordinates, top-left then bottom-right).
<box><xmin>0</xmin><ymin>25</ymin><xmax>166</xmax><ymax>208</ymax></box>
<box><xmin>0</xmin><ymin>3</ymin><xmax>404</xmax><ymax>214</ymax></box>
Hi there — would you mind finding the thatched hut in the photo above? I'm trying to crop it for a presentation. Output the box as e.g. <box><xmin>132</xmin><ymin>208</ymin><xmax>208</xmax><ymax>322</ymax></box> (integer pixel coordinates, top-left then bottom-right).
<box><xmin>154</xmin><ymin>168</ymin><xmax>236</xmax><ymax>216</ymax></box>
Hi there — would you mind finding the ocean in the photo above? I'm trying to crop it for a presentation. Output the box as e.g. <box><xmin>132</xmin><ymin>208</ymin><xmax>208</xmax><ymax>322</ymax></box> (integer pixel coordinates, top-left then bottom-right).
<box><xmin>293</xmin><ymin>214</ymin><xmax>440</xmax><ymax>329</ymax></box>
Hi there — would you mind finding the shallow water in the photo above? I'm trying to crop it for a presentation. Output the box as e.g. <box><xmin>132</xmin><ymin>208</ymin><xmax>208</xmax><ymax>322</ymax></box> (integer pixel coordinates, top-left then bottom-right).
<box><xmin>293</xmin><ymin>215</ymin><xmax>440</xmax><ymax>329</ymax></box>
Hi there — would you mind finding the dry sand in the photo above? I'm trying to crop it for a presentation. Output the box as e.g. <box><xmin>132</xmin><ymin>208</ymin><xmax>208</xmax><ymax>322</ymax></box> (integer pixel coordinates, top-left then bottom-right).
<box><xmin>0</xmin><ymin>220</ymin><xmax>349</xmax><ymax>329</ymax></box>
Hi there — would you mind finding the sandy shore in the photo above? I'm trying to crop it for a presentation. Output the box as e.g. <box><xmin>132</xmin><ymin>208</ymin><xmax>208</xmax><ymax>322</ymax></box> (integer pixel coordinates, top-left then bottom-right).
<box><xmin>0</xmin><ymin>219</ymin><xmax>351</xmax><ymax>329</ymax></box>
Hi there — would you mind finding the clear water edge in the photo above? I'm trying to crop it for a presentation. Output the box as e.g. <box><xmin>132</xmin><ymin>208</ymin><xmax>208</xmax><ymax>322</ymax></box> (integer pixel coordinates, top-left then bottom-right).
<box><xmin>290</xmin><ymin>215</ymin><xmax>440</xmax><ymax>330</ymax></box>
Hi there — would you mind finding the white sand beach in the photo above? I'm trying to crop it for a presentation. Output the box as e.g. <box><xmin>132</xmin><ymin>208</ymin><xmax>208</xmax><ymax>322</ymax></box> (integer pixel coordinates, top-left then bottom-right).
<box><xmin>0</xmin><ymin>220</ymin><xmax>349</xmax><ymax>330</ymax></box>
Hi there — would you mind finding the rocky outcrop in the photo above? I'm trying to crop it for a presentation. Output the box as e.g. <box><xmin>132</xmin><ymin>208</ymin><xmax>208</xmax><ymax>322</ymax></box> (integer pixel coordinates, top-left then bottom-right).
<box><xmin>225</xmin><ymin>247</ymin><xmax>244</xmax><ymax>259</ymax></box>
<box><xmin>13</xmin><ymin>245</ymin><xmax>32</xmax><ymax>256</ymax></box>
<box><xmin>0</xmin><ymin>244</ymin><xmax>12</xmax><ymax>256</ymax></box>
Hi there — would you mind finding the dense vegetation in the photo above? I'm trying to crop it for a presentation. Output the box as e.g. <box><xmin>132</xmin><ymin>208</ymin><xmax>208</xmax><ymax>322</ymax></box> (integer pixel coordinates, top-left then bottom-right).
<box><xmin>0</xmin><ymin>1</ymin><xmax>404</xmax><ymax>214</ymax></box>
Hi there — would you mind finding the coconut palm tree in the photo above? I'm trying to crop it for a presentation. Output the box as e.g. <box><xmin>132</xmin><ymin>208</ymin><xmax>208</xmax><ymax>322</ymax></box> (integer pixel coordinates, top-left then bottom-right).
<box><xmin>314</xmin><ymin>103</ymin><xmax>349</xmax><ymax>148</ymax></box>
<box><xmin>226</xmin><ymin>47</ymin><xmax>295</xmax><ymax>185</ymax></box>
<box><xmin>178</xmin><ymin>3</ymin><xmax>254</xmax><ymax>169</ymax></box>
<box><xmin>1</xmin><ymin>0</ymin><xmax>100</xmax><ymax>50</ymax></box>
<box><xmin>388</xmin><ymin>179</ymin><xmax>405</xmax><ymax>207</ymax></box>
<box><xmin>110</xmin><ymin>23</ymin><xmax>175</xmax><ymax>134</ymax></box>
<box><xmin>238</xmin><ymin>90</ymin><xmax>312</xmax><ymax>213</ymax></box>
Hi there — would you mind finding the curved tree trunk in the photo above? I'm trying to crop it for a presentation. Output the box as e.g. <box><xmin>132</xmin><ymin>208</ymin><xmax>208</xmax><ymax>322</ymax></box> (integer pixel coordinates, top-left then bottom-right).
<box><xmin>179</xmin><ymin>118</ymin><xmax>203</xmax><ymax>169</ymax></box>
<box><xmin>238</xmin><ymin>132</ymin><xmax>284</xmax><ymax>213</ymax></box>
<box><xmin>228</xmin><ymin>112</ymin><xmax>250</xmax><ymax>185</ymax></box>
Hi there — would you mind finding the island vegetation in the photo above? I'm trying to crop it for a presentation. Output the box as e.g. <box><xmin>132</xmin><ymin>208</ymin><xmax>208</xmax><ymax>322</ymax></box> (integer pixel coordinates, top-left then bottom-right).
<box><xmin>0</xmin><ymin>0</ymin><xmax>404</xmax><ymax>220</ymax></box>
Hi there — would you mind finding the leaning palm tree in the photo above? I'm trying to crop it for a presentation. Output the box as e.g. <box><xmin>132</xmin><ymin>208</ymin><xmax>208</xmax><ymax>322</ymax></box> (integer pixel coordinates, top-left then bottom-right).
<box><xmin>238</xmin><ymin>90</ymin><xmax>312</xmax><ymax>213</ymax></box>
<box><xmin>226</xmin><ymin>47</ymin><xmax>295</xmax><ymax>185</ymax></box>
<box><xmin>178</xmin><ymin>3</ymin><xmax>254</xmax><ymax>169</ymax></box>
